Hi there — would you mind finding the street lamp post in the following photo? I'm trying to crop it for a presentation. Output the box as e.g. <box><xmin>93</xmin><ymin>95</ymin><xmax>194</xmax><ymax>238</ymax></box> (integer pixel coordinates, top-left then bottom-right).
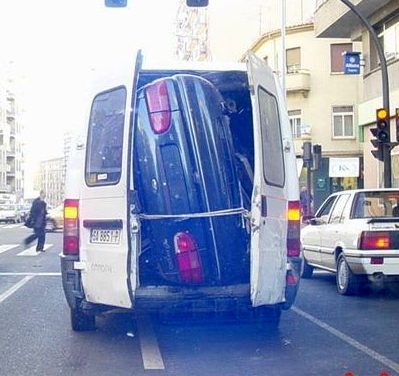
<box><xmin>339</xmin><ymin>0</ymin><xmax>391</xmax><ymax>188</ymax></box>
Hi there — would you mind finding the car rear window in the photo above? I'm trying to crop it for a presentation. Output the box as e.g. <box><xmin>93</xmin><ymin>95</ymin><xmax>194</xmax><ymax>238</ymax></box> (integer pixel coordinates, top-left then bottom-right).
<box><xmin>85</xmin><ymin>87</ymin><xmax>126</xmax><ymax>186</ymax></box>
<box><xmin>352</xmin><ymin>191</ymin><xmax>399</xmax><ymax>218</ymax></box>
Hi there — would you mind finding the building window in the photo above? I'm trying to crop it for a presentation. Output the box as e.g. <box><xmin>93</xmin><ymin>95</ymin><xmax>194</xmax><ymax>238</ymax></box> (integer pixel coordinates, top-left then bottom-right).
<box><xmin>378</xmin><ymin>14</ymin><xmax>399</xmax><ymax>62</ymax></box>
<box><xmin>286</xmin><ymin>47</ymin><xmax>301</xmax><ymax>73</ymax></box>
<box><xmin>331</xmin><ymin>43</ymin><xmax>352</xmax><ymax>73</ymax></box>
<box><xmin>288</xmin><ymin>109</ymin><xmax>302</xmax><ymax>139</ymax></box>
<box><xmin>332</xmin><ymin>106</ymin><xmax>354</xmax><ymax>138</ymax></box>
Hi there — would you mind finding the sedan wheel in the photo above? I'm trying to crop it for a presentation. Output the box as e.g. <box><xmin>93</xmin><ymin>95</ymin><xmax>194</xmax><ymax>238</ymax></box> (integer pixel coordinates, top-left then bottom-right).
<box><xmin>336</xmin><ymin>254</ymin><xmax>360</xmax><ymax>295</ymax></box>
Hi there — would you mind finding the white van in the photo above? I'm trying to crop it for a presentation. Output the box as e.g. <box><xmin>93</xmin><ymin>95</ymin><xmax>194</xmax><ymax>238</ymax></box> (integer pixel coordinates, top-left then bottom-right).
<box><xmin>60</xmin><ymin>51</ymin><xmax>301</xmax><ymax>331</ymax></box>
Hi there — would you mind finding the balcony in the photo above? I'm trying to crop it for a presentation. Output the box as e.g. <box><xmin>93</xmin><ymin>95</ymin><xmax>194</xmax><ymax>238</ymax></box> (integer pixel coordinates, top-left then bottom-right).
<box><xmin>286</xmin><ymin>69</ymin><xmax>311</xmax><ymax>97</ymax></box>
<box><xmin>314</xmin><ymin>0</ymin><xmax>392</xmax><ymax>38</ymax></box>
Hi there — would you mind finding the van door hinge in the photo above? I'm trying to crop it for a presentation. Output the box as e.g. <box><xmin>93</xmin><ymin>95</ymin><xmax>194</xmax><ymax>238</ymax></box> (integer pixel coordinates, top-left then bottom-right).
<box><xmin>248</xmin><ymin>84</ymin><xmax>255</xmax><ymax>95</ymax></box>
<box><xmin>130</xmin><ymin>218</ymin><xmax>139</xmax><ymax>234</ymax></box>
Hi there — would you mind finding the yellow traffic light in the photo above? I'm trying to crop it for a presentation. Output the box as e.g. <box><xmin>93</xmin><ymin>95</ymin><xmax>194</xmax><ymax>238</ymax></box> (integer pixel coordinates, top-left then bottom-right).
<box><xmin>377</xmin><ymin>108</ymin><xmax>388</xmax><ymax>119</ymax></box>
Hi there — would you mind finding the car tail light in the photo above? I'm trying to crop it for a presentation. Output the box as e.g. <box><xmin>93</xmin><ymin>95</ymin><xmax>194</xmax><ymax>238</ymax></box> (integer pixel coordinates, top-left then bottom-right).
<box><xmin>287</xmin><ymin>201</ymin><xmax>301</xmax><ymax>257</ymax></box>
<box><xmin>63</xmin><ymin>199</ymin><xmax>79</xmax><ymax>255</ymax></box>
<box><xmin>145</xmin><ymin>80</ymin><xmax>171</xmax><ymax>134</ymax></box>
<box><xmin>358</xmin><ymin>231</ymin><xmax>390</xmax><ymax>250</ymax></box>
<box><xmin>174</xmin><ymin>232</ymin><xmax>203</xmax><ymax>284</ymax></box>
<box><xmin>286</xmin><ymin>271</ymin><xmax>297</xmax><ymax>285</ymax></box>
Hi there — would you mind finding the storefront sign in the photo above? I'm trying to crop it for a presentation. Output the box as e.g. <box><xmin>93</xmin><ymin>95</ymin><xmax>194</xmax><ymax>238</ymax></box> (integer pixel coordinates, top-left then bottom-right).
<box><xmin>329</xmin><ymin>158</ymin><xmax>359</xmax><ymax>177</ymax></box>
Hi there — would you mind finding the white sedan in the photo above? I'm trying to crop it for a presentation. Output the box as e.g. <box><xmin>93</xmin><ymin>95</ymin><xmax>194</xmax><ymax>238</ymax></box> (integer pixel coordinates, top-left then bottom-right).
<box><xmin>0</xmin><ymin>204</ymin><xmax>21</xmax><ymax>224</ymax></box>
<box><xmin>301</xmin><ymin>188</ymin><xmax>399</xmax><ymax>295</ymax></box>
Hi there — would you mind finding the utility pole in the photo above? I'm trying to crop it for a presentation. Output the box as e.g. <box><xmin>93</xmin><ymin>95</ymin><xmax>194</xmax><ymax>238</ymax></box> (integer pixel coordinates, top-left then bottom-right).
<box><xmin>281</xmin><ymin>0</ymin><xmax>286</xmax><ymax>96</ymax></box>
<box><xmin>339</xmin><ymin>0</ymin><xmax>391</xmax><ymax>187</ymax></box>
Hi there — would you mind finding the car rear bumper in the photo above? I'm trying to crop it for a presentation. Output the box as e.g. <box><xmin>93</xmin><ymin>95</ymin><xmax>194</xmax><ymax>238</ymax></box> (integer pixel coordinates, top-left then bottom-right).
<box><xmin>346</xmin><ymin>255</ymin><xmax>399</xmax><ymax>276</ymax></box>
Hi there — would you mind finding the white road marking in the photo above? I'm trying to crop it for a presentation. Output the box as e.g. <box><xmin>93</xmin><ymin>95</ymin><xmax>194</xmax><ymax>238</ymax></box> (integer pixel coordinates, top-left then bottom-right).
<box><xmin>0</xmin><ymin>272</ymin><xmax>61</xmax><ymax>276</ymax></box>
<box><xmin>292</xmin><ymin>306</ymin><xmax>399</xmax><ymax>374</ymax></box>
<box><xmin>0</xmin><ymin>224</ymin><xmax>23</xmax><ymax>229</ymax></box>
<box><xmin>0</xmin><ymin>276</ymin><xmax>34</xmax><ymax>304</ymax></box>
<box><xmin>137</xmin><ymin>315</ymin><xmax>165</xmax><ymax>370</ymax></box>
<box><xmin>16</xmin><ymin>244</ymin><xmax>53</xmax><ymax>256</ymax></box>
<box><xmin>0</xmin><ymin>244</ymin><xmax>19</xmax><ymax>254</ymax></box>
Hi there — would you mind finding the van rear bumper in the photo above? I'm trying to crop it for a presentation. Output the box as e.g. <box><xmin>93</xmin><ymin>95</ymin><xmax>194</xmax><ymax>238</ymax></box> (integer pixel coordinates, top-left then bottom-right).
<box><xmin>135</xmin><ymin>284</ymin><xmax>250</xmax><ymax>310</ymax></box>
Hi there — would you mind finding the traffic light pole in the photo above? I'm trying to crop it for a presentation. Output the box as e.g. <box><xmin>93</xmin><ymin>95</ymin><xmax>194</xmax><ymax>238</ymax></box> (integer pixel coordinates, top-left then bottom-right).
<box><xmin>339</xmin><ymin>0</ymin><xmax>391</xmax><ymax>187</ymax></box>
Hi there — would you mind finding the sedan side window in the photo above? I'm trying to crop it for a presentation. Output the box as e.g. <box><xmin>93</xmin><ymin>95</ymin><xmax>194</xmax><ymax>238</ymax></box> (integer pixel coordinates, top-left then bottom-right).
<box><xmin>329</xmin><ymin>194</ymin><xmax>350</xmax><ymax>224</ymax></box>
<box><xmin>315</xmin><ymin>196</ymin><xmax>337</xmax><ymax>223</ymax></box>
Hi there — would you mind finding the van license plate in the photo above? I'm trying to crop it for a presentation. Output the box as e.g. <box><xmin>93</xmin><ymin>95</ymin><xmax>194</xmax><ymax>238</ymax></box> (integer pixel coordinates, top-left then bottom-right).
<box><xmin>90</xmin><ymin>229</ymin><xmax>121</xmax><ymax>244</ymax></box>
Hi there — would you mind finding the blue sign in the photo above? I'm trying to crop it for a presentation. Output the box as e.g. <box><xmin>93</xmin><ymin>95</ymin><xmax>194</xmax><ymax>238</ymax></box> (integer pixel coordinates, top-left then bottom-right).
<box><xmin>343</xmin><ymin>52</ymin><xmax>361</xmax><ymax>74</ymax></box>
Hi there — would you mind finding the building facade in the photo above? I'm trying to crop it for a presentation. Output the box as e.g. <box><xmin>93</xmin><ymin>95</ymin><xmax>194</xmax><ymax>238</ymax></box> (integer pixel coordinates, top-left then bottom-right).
<box><xmin>0</xmin><ymin>71</ymin><xmax>24</xmax><ymax>201</ymax></box>
<box><xmin>40</xmin><ymin>157</ymin><xmax>63</xmax><ymax>208</ymax></box>
<box><xmin>315</xmin><ymin>0</ymin><xmax>399</xmax><ymax>188</ymax></box>
<box><xmin>247</xmin><ymin>23</ymin><xmax>363</xmax><ymax>209</ymax></box>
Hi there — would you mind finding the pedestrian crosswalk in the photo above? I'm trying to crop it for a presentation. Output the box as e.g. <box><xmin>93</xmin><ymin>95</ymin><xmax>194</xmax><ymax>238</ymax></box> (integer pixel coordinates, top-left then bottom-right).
<box><xmin>0</xmin><ymin>223</ymin><xmax>26</xmax><ymax>229</ymax></box>
<box><xmin>0</xmin><ymin>244</ymin><xmax>53</xmax><ymax>256</ymax></box>
<box><xmin>17</xmin><ymin>244</ymin><xmax>53</xmax><ymax>256</ymax></box>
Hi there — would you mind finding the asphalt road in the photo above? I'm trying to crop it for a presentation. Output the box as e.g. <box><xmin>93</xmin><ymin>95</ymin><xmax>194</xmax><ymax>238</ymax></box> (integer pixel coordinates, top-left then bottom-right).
<box><xmin>1</xmin><ymin>224</ymin><xmax>399</xmax><ymax>376</ymax></box>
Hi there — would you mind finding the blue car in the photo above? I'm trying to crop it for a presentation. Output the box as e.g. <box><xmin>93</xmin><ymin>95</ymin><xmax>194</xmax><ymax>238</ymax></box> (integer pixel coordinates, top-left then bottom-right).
<box><xmin>134</xmin><ymin>74</ymin><xmax>249</xmax><ymax>286</ymax></box>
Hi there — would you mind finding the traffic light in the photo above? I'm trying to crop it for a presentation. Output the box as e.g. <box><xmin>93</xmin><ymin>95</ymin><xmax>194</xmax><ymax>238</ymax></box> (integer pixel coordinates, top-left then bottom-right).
<box><xmin>302</xmin><ymin>142</ymin><xmax>312</xmax><ymax>166</ymax></box>
<box><xmin>105</xmin><ymin>0</ymin><xmax>127</xmax><ymax>7</ymax></box>
<box><xmin>186</xmin><ymin>0</ymin><xmax>209</xmax><ymax>6</ymax></box>
<box><xmin>375</xmin><ymin>108</ymin><xmax>390</xmax><ymax>143</ymax></box>
<box><xmin>370</xmin><ymin>108</ymin><xmax>389</xmax><ymax>161</ymax></box>
<box><xmin>313</xmin><ymin>144</ymin><xmax>322</xmax><ymax>170</ymax></box>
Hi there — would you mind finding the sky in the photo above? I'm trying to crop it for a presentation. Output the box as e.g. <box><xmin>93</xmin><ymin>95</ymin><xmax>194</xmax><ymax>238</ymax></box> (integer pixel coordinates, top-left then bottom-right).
<box><xmin>0</xmin><ymin>0</ymin><xmax>316</xmax><ymax>195</ymax></box>
<box><xmin>0</xmin><ymin>0</ymin><xmax>180</xmax><ymax>160</ymax></box>
<box><xmin>0</xmin><ymin>0</ymin><xmax>181</xmax><ymax>195</ymax></box>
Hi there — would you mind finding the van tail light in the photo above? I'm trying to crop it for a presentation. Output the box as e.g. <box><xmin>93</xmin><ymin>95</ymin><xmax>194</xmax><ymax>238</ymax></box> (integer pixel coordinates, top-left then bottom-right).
<box><xmin>145</xmin><ymin>80</ymin><xmax>171</xmax><ymax>134</ymax></box>
<box><xmin>63</xmin><ymin>199</ymin><xmax>80</xmax><ymax>255</ymax></box>
<box><xmin>174</xmin><ymin>232</ymin><xmax>203</xmax><ymax>284</ymax></box>
<box><xmin>287</xmin><ymin>201</ymin><xmax>301</xmax><ymax>257</ymax></box>
<box><xmin>358</xmin><ymin>231</ymin><xmax>390</xmax><ymax>250</ymax></box>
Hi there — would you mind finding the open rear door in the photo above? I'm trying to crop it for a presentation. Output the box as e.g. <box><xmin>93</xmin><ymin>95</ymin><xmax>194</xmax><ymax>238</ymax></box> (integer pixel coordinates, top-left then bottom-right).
<box><xmin>79</xmin><ymin>50</ymin><xmax>142</xmax><ymax>309</ymax></box>
<box><xmin>246</xmin><ymin>51</ymin><xmax>287</xmax><ymax>307</ymax></box>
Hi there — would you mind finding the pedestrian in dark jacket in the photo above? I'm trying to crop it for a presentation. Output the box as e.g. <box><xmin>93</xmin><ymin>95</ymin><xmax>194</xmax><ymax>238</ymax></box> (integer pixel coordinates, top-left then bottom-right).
<box><xmin>24</xmin><ymin>190</ymin><xmax>47</xmax><ymax>252</ymax></box>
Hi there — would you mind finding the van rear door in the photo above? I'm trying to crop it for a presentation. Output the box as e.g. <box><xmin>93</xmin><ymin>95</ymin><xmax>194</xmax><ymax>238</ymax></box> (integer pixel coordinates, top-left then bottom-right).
<box><xmin>246</xmin><ymin>51</ymin><xmax>287</xmax><ymax>307</ymax></box>
<box><xmin>79</xmin><ymin>51</ymin><xmax>142</xmax><ymax>309</ymax></box>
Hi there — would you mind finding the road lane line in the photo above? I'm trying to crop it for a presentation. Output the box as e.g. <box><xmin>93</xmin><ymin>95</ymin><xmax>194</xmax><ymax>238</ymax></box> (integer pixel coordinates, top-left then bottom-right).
<box><xmin>292</xmin><ymin>306</ymin><xmax>399</xmax><ymax>373</ymax></box>
<box><xmin>137</xmin><ymin>315</ymin><xmax>165</xmax><ymax>370</ymax></box>
<box><xmin>0</xmin><ymin>276</ymin><xmax>34</xmax><ymax>304</ymax></box>
<box><xmin>17</xmin><ymin>244</ymin><xmax>53</xmax><ymax>256</ymax></box>
<box><xmin>0</xmin><ymin>272</ymin><xmax>61</xmax><ymax>276</ymax></box>
<box><xmin>0</xmin><ymin>244</ymin><xmax>18</xmax><ymax>254</ymax></box>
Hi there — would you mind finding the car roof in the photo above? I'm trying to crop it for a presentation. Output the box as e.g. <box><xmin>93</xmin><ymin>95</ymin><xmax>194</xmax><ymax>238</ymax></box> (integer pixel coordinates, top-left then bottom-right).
<box><xmin>330</xmin><ymin>188</ymin><xmax>399</xmax><ymax>196</ymax></box>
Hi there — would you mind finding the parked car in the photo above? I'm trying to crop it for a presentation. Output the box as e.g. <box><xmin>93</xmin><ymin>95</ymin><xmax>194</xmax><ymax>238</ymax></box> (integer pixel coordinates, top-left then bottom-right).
<box><xmin>17</xmin><ymin>204</ymin><xmax>31</xmax><ymax>222</ymax></box>
<box><xmin>46</xmin><ymin>205</ymin><xmax>64</xmax><ymax>232</ymax></box>
<box><xmin>0</xmin><ymin>204</ymin><xmax>21</xmax><ymax>224</ymax></box>
<box><xmin>301</xmin><ymin>188</ymin><xmax>399</xmax><ymax>295</ymax></box>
